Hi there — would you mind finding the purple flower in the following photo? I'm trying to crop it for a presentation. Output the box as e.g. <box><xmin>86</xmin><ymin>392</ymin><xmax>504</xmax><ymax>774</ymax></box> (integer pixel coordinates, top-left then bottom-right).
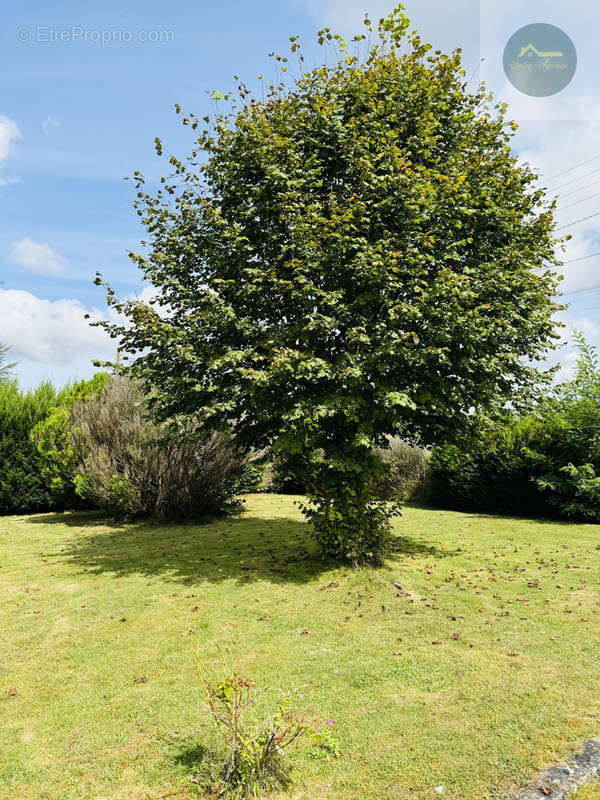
<box><xmin>327</xmin><ymin>719</ymin><xmax>333</xmax><ymax>725</ymax></box>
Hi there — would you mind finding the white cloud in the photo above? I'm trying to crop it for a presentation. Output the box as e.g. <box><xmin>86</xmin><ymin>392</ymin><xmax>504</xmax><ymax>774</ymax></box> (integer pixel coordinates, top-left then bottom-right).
<box><xmin>551</xmin><ymin>307</ymin><xmax>600</xmax><ymax>382</ymax></box>
<box><xmin>10</xmin><ymin>237</ymin><xmax>68</xmax><ymax>276</ymax></box>
<box><xmin>0</xmin><ymin>115</ymin><xmax>20</xmax><ymax>162</ymax></box>
<box><xmin>41</xmin><ymin>115</ymin><xmax>59</xmax><ymax>136</ymax></box>
<box><xmin>0</xmin><ymin>286</ymin><xmax>161</xmax><ymax>388</ymax></box>
<box><xmin>0</xmin><ymin>289</ymin><xmax>114</xmax><ymax>368</ymax></box>
<box><xmin>0</xmin><ymin>115</ymin><xmax>22</xmax><ymax>186</ymax></box>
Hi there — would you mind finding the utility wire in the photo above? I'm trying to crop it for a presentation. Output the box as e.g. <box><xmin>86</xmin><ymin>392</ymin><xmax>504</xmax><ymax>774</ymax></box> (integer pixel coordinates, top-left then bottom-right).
<box><xmin>546</xmin><ymin>166</ymin><xmax>600</xmax><ymax>193</ymax></box>
<box><xmin>557</xmin><ymin>191</ymin><xmax>600</xmax><ymax>212</ymax></box>
<box><xmin>559</xmin><ymin>177</ymin><xmax>600</xmax><ymax>199</ymax></box>
<box><xmin>556</xmin><ymin>210</ymin><xmax>600</xmax><ymax>231</ymax></box>
<box><xmin>563</xmin><ymin>251</ymin><xmax>600</xmax><ymax>264</ymax></box>
<box><xmin>543</xmin><ymin>152</ymin><xmax>600</xmax><ymax>183</ymax></box>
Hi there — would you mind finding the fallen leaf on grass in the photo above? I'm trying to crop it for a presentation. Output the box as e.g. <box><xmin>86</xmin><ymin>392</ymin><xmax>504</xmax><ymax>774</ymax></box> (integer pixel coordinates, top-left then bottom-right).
<box><xmin>8</xmin><ymin>688</ymin><xmax>17</xmax><ymax>697</ymax></box>
<box><xmin>300</xmin><ymin>628</ymin><xmax>310</xmax><ymax>635</ymax></box>
<box><xmin>133</xmin><ymin>676</ymin><xmax>147</xmax><ymax>684</ymax></box>
<box><xmin>257</xmin><ymin>616</ymin><xmax>272</xmax><ymax>621</ymax></box>
<box><xmin>393</xmin><ymin>650</ymin><xmax>403</xmax><ymax>656</ymax></box>
<box><xmin>451</xmin><ymin>633</ymin><xmax>460</xmax><ymax>640</ymax></box>
<box><xmin>507</xmin><ymin>651</ymin><xmax>519</xmax><ymax>657</ymax></box>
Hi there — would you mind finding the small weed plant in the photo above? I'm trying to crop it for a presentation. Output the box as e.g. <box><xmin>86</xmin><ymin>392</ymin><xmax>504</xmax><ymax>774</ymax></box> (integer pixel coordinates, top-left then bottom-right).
<box><xmin>196</xmin><ymin>673</ymin><xmax>315</xmax><ymax>798</ymax></box>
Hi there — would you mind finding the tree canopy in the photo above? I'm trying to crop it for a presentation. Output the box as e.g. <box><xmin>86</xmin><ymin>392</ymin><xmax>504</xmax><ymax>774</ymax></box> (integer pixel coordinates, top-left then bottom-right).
<box><xmin>96</xmin><ymin>7</ymin><xmax>563</xmax><ymax>561</ymax></box>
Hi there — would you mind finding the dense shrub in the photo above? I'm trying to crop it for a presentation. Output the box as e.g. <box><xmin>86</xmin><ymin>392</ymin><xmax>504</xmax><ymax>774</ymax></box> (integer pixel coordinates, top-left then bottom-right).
<box><xmin>32</xmin><ymin>373</ymin><xmax>110</xmax><ymax>508</ymax></box>
<box><xmin>428</xmin><ymin>335</ymin><xmax>600</xmax><ymax>521</ymax></box>
<box><xmin>376</xmin><ymin>438</ymin><xmax>429</xmax><ymax>501</ymax></box>
<box><xmin>427</xmin><ymin>416</ymin><xmax>551</xmax><ymax>516</ymax></box>
<box><xmin>0</xmin><ymin>381</ymin><xmax>61</xmax><ymax>514</ymax></box>
<box><xmin>70</xmin><ymin>377</ymin><xmax>251</xmax><ymax>520</ymax></box>
<box><xmin>269</xmin><ymin>453</ymin><xmax>307</xmax><ymax>495</ymax></box>
<box><xmin>270</xmin><ymin>439</ymin><xmax>429</xmax><ymax>502</ymax></box>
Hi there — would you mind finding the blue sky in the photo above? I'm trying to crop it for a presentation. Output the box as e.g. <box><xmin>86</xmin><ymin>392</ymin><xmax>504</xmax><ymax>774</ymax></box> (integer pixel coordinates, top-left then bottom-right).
<box><xmin>1</xmin><ymin>0</ymin><xmax>599</xmax><ymax>387</ymax></box>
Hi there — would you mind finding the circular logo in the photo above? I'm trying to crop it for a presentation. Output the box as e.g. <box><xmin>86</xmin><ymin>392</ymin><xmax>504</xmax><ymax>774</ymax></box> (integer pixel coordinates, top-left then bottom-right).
<box><xmin>503</xmin><ymin>23</ymin><xmax>577</xmax><ymax>97</ymax></box>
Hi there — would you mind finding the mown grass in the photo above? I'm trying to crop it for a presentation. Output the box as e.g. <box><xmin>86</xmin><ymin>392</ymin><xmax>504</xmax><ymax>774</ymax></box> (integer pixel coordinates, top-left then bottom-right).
<box><xmin>572</xmin><ymin>782</ymin><xmax>600</xmax><ymax>800</ymax></box>
<box><xmin>1</xmin><ymin>494</ymin><xmax>599</xmax><ymax>800</ymax></box>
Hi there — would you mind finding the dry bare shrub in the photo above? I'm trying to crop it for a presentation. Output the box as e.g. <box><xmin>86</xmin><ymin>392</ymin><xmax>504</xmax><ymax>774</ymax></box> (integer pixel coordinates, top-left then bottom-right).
<box><xmin>376</xmin><ymin>437</ymin><xmax>430</xmax><ymax>501</ymax></box>
<box><xmin>70</xmin><ymin>376</ymin><xmax>249</xmax><ymax>519</ymax></box>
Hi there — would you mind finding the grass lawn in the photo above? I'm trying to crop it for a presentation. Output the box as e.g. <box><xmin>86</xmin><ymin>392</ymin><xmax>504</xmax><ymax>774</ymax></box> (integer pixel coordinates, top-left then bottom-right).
<box><xmin>573</xmin><ymin>784</ymin><xmax>600</xmax><ymax>800</ymax></box>
<box><xmin>1</xmin><ymin>494</ymin><xmax>599</xmax><ymax>800</ymax></box>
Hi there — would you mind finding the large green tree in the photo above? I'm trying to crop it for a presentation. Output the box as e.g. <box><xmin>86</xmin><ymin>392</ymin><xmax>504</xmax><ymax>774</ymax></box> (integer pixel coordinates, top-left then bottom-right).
<box><xmin>96</xmin><ymin>8</ymin><xmax>562</xmax><ymax>562</ymax></box>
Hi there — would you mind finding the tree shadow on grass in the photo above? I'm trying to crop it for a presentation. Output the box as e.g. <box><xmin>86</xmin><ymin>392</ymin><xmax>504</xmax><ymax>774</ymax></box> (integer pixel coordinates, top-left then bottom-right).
<box><xmin>27</xmin><ymin>506</ymin><xmax>453</xmax><ymax>587</ymax></box>
<box><xmin>173</xmin><ymin>743</ymin><xmax>213</xmax><ymax>770</ymax></box>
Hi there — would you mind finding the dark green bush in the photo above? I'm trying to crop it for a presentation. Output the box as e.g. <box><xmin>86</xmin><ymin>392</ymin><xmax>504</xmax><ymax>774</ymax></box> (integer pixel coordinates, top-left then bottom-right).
<box><xmin>427</xmin><ymin>416</ymin><xmax>551</xmax><ymax>516</ymax></box>
<box><xmin>269</xmin><ymin>453</ymin><xmax>307</xmax><ymax>495</ymax></box>
<box><xmin>0</xmin><ymin>381</ymin><xmax>61</xmax><ymax>514</ymax></box>
<box><xmin>428</xmin><ymin>334</ymin><xmax>600</xmax><ymax>521</ymax></box>
<box><xmin>32</xmin><ymin>373</ymin><xmax>110</xmax><ymax>508</ymax></box>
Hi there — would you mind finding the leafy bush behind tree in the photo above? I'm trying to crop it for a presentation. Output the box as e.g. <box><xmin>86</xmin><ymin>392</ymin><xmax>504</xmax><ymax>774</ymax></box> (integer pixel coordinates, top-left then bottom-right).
<box><xmin>375</xmin><ymin>438</ymin><xmax>430</xmax><ymax>502</ymax></box>
<box><xmin>428</xmin><ymin>334</ymin><xmax>600</xmax><ymax>521</ymax></box>
<box><xmin>270</xmin><ymin>438</ymin><xmax>429</xmax><ymax>502</ymax></box>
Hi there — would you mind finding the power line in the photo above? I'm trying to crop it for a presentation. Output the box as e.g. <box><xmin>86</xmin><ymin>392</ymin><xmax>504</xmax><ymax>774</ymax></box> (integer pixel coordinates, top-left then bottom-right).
<box><xmin>558</xmin><ymin>191</ymin><xmax>600</xmax><ymax>212</ymax></box>
<box><xmin>547</xmin><ymin>166</ymin><xmax>600</xmax><ymax>193</ymax></box>
<box><xmin>556</xmin><ymin>210</ymin><xmax>600</xmax><ymax>231</ymax></box>
<box><xmin>543</xmin><ymin>152</ymin><xmax>600</xmax><ymax>183</ymax></box>
<box><xmin>559</xmin><ymin>177</ymin><xmax>600</xmax><ymax>199</ymax></box>
<box><xmin>563</xmin><ymin>251</ymin><xmax>600</xmax><ymax>264</ymax></box>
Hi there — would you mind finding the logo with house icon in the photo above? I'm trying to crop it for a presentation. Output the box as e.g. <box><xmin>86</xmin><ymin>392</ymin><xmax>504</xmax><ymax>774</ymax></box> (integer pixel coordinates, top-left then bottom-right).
<box><xmin>517</xmin><ymin>44</ymin><xmax>564</xmax><ymax>59</ymax></box>
<box><xmin>503</xmin><ymin>23</ymin><xmax>576</xmax><ymax>97</ymax></box>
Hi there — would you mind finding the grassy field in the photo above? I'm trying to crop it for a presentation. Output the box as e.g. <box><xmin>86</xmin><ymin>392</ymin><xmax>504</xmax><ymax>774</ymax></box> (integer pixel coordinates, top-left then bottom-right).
<box><xmin>1</xmin><ymin>494</ymin><xmax>599</xmax><ymax>800</ymax></box>
<box><xmin>572</xmin><ymin>784</ymin><xmax>600</xmax><ymax>800</ymax></box>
